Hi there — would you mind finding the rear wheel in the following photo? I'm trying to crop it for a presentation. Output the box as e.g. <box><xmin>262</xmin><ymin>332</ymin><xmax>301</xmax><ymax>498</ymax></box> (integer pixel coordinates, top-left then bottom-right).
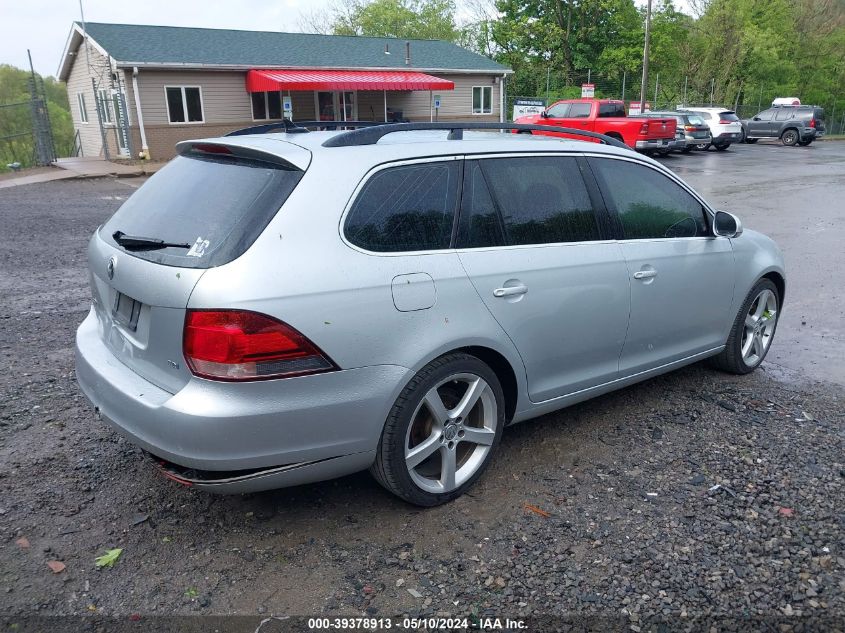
<box><xmin>700</xmin><ymin>143</ymin><xmax>712</xmax><ymax>151</ymax></box>
<box><xmin>746</xmin><ymin>138</ymin><xmax>758</xmax><ymax>144</ymax></box>
<box><xmin>715</xmin><ymin>143</ymin><xmax>730</xmax><ymax>151</ymax></box>
<box><xmin>371</xmin><ymin>353</ymin><xmax>504</xmax><ymax>506</ymax></box>
<box><xmin>781</xmin><ymin>128</ymin><xmax>799</xmax><ymax>146</ymax></box>
<box><xmin>710</xmin><ymin>279</ymin><xmax>780</xmax><ymax>375</ymax></box>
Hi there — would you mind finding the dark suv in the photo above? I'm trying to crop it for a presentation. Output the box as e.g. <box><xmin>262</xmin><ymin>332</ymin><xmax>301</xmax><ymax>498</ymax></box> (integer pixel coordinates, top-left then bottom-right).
<box><xmin>741</xmin><ymin>106</ymin><xmax>825</xmax><ymax>146</ymax></box>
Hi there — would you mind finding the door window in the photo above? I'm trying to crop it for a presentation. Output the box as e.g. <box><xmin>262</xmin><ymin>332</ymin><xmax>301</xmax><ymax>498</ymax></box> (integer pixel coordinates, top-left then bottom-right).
<box><xmin>590</xmin><ymin>158</ymin><xmax>708</xmax><ymax>239</ymax></box>
<box><xmin>568</xmin><ymin>103</ymin><xmax>592</xmax><ymax>118</ymax></box>
<box><xmin>345</xmin><ymin>162</ymin><xmax>460</xmax><ymax>252</ymax></box>
<box><xmin>756</xmin><ymin>109</ymin><xmax>774</xmax><ymax>121</ymax></box>
<box><xmin>775</xmin><ymin>109</ymin><xmax>793</xmax><ymax>121</ymax></box>
<box><xmin>458</xmin><ymin>157</ymin><xmax>600</xmax><ymax>248</ymax></box>
<box><xmin>546</xmin><ymin>103</ymin><xmax>570</xmax><ymax>118</ymax></box>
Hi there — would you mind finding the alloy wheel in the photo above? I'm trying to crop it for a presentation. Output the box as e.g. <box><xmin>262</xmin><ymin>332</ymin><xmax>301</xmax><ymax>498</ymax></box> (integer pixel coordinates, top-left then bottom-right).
<box><xmin>741</xmin><ymin>289</ymin><xmax>778</xmax><ymax>366</ymax></box>
<box><xmin>404</xmin><ymin>373</ymin><xmax>497</xmax><ymax>494</ymax></box>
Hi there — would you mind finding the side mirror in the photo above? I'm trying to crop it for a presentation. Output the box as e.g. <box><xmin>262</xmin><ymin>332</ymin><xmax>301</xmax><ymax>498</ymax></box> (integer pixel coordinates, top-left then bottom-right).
<box><xmin>713</xmin><ymin>211</ymin><xmax>743</xmax><ymax>238</ymax></box>
<box><xmin>540</xmin><ymin>110</ymin><xmax>549</xmax><ymax>119</ymax></box>
<box><xmin>753</xmin><ymin>116</ymin><xmax>761</xmax><ymax>121</ymax></box>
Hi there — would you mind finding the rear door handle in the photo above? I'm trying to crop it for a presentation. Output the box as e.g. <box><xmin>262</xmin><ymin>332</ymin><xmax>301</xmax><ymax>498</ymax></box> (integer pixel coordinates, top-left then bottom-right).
<box><xmin>493</xmin><ymin>285</ymin><xmax>528</xmax><ymax>297</ymax></box>
<box><xmin>633</xmin><ymin>270</ymin><xmax>658</xmax><ymax>280</ymax></box>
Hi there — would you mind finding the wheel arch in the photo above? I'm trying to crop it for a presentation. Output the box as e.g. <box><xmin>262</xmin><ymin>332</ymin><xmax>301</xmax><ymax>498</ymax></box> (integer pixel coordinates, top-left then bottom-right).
<box><xmin>762</xmin><ymin>270</ymin><xmax>786</xmax><ymax>307</ymax></box>
<box><xmin>456</xmin><ymin>345</ymin><xmax>519</xmax><ymax>424</ymax></box>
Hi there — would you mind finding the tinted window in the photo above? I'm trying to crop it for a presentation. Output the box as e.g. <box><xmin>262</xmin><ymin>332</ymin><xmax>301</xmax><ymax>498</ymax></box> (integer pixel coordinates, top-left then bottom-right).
<box><xmin>101</xmin><ymin>154</ymin><xmax>303</xmax><ymax>269</ymax></box>
<box><xmin>718</xmin><ymin>111</ymin><xmax>739</xmax><ymax>122</ymax></box>
<box><xmin>345</xmin><ymin>162</ymin><xmax>459</xmax><ymax>252</ymax></box>
<box><xmin>598</xmin><ymin>102</ymin><xmax>626</xmax><ymax>117</ymax></box>
<box><xmin>459</xmin><ymin>157</ymin><xmax>599</xmax><ymax>247</ymax></box>
<box><xmin>166</xmin><ymin>87</ymin><xmax>185</xmax><ymax>123</ymax></box>
<box><xmin>756</xmin><ymin>109</ymin><xmax>775</xmax><ymax>121</ymax></box>
<box><xmin>569</xmin><ymin>103</ymin><xmax>592</xmax><ymax>118</ymax></box>
<box><xmin>546</xmin><ymin>103</ymin><xmax>570</xmax><ymax>118</ymax></box>
<box><xmin>590</xmin><ymin>158</ymin><xmax>708</xmax><ymax>240</ymax></box>
<box><xmin>775</xmin><ymin>109</ymin><xmax>793</xmax><ymax>121</ymax></box>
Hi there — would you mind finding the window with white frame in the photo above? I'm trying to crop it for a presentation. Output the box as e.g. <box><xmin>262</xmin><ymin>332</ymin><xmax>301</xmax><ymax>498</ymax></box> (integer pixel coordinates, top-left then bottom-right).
<box><xmin>472</xmin><ymin>86</ymin><xmax>493</xmax><ymax>115</ymax></box>
<box><xmin>77</xmin><ymin>93</ymin><xmax>88</xmax><ymax>123</ymax></box>
<box><xmin>97</xmin><ymin>88</ymin><xmax>115</xmax><ymax>124</ymax></box>
<box><xmin>165</xmin><ymin>86</ymin><xmax>204</xmax><ymax>123</ymax></box>
<box><xmin>251</xmin><ymin>91</ymin><xmax>283</xmax><ymax>120</ymax></box>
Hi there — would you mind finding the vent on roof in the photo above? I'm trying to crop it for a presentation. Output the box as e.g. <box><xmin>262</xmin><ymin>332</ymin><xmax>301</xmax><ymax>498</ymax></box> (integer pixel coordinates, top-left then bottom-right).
<box><xmin>385</xmin><ymin>43</ymin><xmax>390</xmax><ymax>55</ymax></box>
<box><xmin>405</xmin><ymin>42</ymin><xmax>411</xmax><ymax>65</ymax></box>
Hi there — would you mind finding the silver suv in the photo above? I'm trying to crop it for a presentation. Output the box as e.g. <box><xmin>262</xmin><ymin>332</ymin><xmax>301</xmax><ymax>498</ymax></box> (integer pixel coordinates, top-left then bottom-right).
<box><xmin>75</xmin><ymin>123</ymin><xmax>785</xmax><ymax>506</ymax></box>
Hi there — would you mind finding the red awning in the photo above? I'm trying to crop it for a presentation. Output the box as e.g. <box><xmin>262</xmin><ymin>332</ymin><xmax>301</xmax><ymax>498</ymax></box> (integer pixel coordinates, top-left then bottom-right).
<box><xmin>246</xmin><ymin>69</ymin><xmax>454</xmax><ymax>92</ymax></box>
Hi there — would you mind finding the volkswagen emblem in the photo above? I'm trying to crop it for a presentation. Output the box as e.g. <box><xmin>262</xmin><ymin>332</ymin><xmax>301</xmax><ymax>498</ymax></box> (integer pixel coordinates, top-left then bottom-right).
<box><xmin>106</xmin><ymin>256</ymin><xmax>116</xmax><ymax>280</ymax></box>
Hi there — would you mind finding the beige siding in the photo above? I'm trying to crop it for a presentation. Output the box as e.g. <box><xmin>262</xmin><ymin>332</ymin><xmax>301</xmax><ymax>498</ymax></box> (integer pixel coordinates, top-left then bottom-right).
<box><xmin>135</xmin><ymin>70</ymin><xmax>251</xmax><ymax>124</ymax></box>
<box><xmin>388</xmin><ymin>73</ymin><xmax>503</xmax><ymax>121</ymax></box>
<box><xmin>64</xmin><ymin>43</ymin><xmax>123</xmax><ymax>157</ymax></box>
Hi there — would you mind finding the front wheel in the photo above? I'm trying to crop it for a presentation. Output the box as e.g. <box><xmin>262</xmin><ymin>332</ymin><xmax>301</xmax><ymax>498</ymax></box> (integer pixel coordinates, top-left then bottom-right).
<box><xmin>781</xmin><ymin>129</ymin><xmax>799</xmax><ymax>146</ymax></box>
<box><xmin>710</xmin><ymin>279</ymin><xmax>780</xmax><ymax>375</ymax></box>
<box><xmin>371</xmin><ymin>353</ymin><xmax>505</xmax><ymax>506</ymax></box>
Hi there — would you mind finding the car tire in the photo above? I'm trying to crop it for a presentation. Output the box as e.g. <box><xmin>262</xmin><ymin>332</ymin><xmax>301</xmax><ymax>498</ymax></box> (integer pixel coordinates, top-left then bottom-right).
<box><xmin>715</xmin><ymin>143</ymin><xmax>730</xmax><ymax>151</ymax></box>
<box><xmin>781</xmin><ymin>128</ymin><xmax>799</xmax><ymax>146</ymax></box>
<box><xmin>798</xmin><ymin>139</ymin><xmax>813</xmax><ymax>146</ymax></box>
<box><xmin>700</xmin><ymin>143</ymin><xmax>712</xmax><ymax>151</ymax></box>
<box><xmin>739</xmin><ymin>127</ymin><xmax>747</xmax><ymax>143</ymax></box>
<box><xmin>746</xmin><ymin>138</ymin><xmax>758</xmax><ymax>144</ymax></box>
<box><xmin>682</xmin><ymin>147</ymin><xmax>693</xmax><ymax>153</ymax></box>
<box><xmin>370</xmin><ymin>353</ymin><xmax>505</xmax><ymax>506</ymax></box>
<box><xmin>709</xmin><ymin>278</ymin><xmax>780</xmax><ymax>375</ymax></box>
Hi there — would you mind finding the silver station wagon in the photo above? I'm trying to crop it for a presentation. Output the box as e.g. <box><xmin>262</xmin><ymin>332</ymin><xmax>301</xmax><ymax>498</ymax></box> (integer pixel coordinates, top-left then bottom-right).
<box><xmin>75</xmin><ymin>122</ymin><xmax>785</xmax><ymax>506</ymax></box>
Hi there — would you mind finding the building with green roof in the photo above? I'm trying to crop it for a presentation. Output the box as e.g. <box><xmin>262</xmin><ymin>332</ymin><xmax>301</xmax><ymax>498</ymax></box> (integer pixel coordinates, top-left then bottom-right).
<box><xmin>58</xmin><ymin>22</ymin><xmax>511</xmax><ymax>159</ymax></box>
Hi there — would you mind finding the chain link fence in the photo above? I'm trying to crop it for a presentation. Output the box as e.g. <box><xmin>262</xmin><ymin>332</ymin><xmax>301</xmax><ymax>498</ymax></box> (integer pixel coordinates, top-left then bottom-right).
<box><xmin>505</xmin><ymin>69</ymin><xmax>845</xmax><ymax>135</ymax></box>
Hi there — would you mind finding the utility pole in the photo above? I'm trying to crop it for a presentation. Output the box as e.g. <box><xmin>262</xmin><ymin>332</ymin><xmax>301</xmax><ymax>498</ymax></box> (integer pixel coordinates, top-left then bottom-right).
<box><xmin>639</xmin><ymin>0</ymin><xmax>653</xmax><ymax>113</ymax></box>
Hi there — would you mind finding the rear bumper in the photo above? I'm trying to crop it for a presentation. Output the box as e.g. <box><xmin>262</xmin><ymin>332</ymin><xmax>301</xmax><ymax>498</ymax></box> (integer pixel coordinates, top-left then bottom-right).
<box><xmin>685</xmin><ymin>134</ymin><xmax>711</xmax><ymax>146</ymax></box>
<box><xmin>635</xmin><ymin>138</ymin><xmax>673</xmax><ymax>149</ymax></box>
<box><xmin>75</xmin><ymin>308</ymin><xmax>411</xmax><ymax>491</ymax></box>
<box><xmin>713</xmin><ymin>132</ymin><xmax>740</xmax><ymax>145</ymax></box>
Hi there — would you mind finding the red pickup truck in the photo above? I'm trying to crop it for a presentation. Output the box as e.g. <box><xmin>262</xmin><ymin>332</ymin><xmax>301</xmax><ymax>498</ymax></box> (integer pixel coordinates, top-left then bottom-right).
<box><xmin>514</xmin><ymin>99</ymin><xmax>677</xmax><ymax>153</ymax></box>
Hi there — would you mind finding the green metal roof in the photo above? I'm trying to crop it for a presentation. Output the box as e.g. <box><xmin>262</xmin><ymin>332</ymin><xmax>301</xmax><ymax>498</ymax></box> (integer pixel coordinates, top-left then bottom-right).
<box><xmin>78</xmin><ymin>22</ymin><xmax>510</xmax><ymax>73</ymax></box>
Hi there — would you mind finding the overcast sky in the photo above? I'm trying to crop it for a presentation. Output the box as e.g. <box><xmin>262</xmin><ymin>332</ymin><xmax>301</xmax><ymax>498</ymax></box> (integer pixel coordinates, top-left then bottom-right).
<box><xmin>0</xmin><ymin>0</ymin><xmax>688</xmax><ymax>78</ymax></box>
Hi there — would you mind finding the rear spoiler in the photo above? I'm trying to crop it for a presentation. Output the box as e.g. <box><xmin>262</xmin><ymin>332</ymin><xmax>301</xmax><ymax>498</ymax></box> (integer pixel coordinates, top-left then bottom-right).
<box><xmin>174</xmin><ymin>139</ymin><xmax>310</xmax><ymax>171</ymax></box>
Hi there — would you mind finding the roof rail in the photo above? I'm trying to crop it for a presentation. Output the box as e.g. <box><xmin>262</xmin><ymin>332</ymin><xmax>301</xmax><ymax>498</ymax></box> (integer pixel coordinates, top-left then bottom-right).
<box><xmin>225</xmin><ymin>120</ymin><xmax>384</xmax><ymax>137</ymax></box>
<box><xmin>320</xmin><ymin>122</ymin><xmax>630</xmax><ymax>149</ymax></box>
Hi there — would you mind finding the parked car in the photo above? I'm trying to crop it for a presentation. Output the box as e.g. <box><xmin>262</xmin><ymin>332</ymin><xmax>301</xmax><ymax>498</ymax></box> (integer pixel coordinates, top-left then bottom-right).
<box><xmin>514</xmin><ymin>98</ymin><xmax>677</xmax><ymax>153</ymax></box>
<box><xmin>639</xmin><ymin>111</ymin><xmax>712</xmax><ymax>153</ymax></box>
<box><xmin>679</xmin><ymin>107</ymin><xmax>742</xmax><ymax>150</ymax></box>
<box><xmin>741</xmin><ymin>105</ymin><xmax>825</xmax><ymax>146</ymax></box>
<box><xmin>75</xmin><ymin>123</ymin><xmax>785</xmax><ymax>506</ymax></box>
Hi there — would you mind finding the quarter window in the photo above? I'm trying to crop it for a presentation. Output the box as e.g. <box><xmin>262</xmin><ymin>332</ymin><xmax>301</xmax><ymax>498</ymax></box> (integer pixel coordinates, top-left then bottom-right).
<box><xmin>166</xmin><ymin>86</ymin><xmax>204</xmax><ymax>123</ymax></box>
<box><xmin>251</xmin><ymin>91</ymin><xmax>283</xmax><ymax>120</ymax></box>
<box><xmin>458</xmin><ymin>157</ymin><xmax>600</xmax><ymax>248</ymax></box>
<box><xmin>345</xmin><ymin>162</ymin><xmax>460</xmax><ymax>252</ymax></box>
<box><xmin>589</xmin><ymin>158</ymin><xmax>708</xmax><ymax>239</ymax></box>
<box><xmin>77</xmin><ymin>93</ymin><xmax>88</xmax><ymax>123</ymax></box>
<box><xmin>472</xmin><ymin>86</ymin><xmax>493</xmax><ymax>114</ymax></box>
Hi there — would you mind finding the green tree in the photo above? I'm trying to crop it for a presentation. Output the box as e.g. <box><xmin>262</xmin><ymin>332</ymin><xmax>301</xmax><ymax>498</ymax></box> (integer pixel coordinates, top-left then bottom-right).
<box><xmin>329</xmin><ymin>0</ymin><xmax>458</xmax><ymax>40</ymax></box>
<box><xmin>0</xmin><ymin>64</ymin><xmax>74</xmax><ymax>171</ymax></box>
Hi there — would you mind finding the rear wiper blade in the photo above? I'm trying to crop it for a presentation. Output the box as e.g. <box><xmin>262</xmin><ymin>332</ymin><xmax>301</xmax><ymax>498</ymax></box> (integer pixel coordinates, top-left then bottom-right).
<box><xmin>112</xmin><ymin>230</ymin><xmax>191</xmax><ymax>251</ymax></box>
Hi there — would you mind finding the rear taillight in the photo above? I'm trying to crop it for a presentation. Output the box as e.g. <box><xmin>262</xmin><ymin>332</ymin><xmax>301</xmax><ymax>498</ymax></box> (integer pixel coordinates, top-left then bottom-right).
<box><xmin>809</xmin><ymin>119</ymin><xmax>816</xmax><ymax>128</ymax></box>
<box><xmin>719</xmin><ymin>119</ymin><xmax>732</xmax><ymax>124</ymax></box>
<box><xmin>183</xmin><ymin>310</ymin><xmax>336</xmax><ymax>381</ymax></box>
<box><xmin>684</xmin><ymin>125</ymin><xmax>696</xmax><ymax>131</ymax></box>
<box><xmin>639</xmin><ymin>122</ymin><xmax>649</xmax><ymax>135</ymax></box>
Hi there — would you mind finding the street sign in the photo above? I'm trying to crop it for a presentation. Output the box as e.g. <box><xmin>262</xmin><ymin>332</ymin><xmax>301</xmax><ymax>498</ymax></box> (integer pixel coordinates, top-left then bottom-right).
<box><xmin>513</xmin><ymin>98</ymin><xmax>546</xmax><ymax>120</ymax></box>
<box><xmin>581</xmin><ymin>83</ymin><xmax>595</xmax><ymax>98</ymax></box>
<box><xmin>283</xmin><ymin>95</ymin><xmax>292</xmax><ymax>119</ymax></box>
<box><xmin>433</xmin><ymin>95</ymin><xmax>441</xmax><ymax>109</ymax></box>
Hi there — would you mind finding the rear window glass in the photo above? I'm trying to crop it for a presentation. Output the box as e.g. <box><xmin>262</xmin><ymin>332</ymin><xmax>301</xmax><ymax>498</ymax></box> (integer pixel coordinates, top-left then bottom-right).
<box><xmin>719</xmin><ymin>112</ymin><xmax>740</xmax><ymax>121</ymax></box>
<box><xmin>598</xmin><ymin>102</ymin><xmax>626</xmax><ymax>117</ymax></box>
<box><xmin>345</xmin><ymin>161</ymin><xmax>459</xmax><ymax>252</ymax></box>
<box><xmin>100</xmin><ymin>154</ymin><xmax>302</xmax><ymax>269</ymax></box>
<box><xmin>687</xmin><ymin>115</ymin><xmax>705</xmax><ymax>126</ymax></box>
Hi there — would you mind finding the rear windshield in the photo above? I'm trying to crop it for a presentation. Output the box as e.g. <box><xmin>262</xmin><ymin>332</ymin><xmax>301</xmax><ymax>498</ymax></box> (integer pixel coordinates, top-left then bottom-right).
<box><xmin>718</xmin><ymin>112</ymin><xmax>740</xmax><ymax>121</ymax></box>
<box><xmin>687</xmin><ymin>115</ymin><xmax>705</xmax><ymax>126</ymax></box>
<box><xmin>100</xmin><ymin>154</ymin><xmax>303</xmax><ymax>268</ymax></box>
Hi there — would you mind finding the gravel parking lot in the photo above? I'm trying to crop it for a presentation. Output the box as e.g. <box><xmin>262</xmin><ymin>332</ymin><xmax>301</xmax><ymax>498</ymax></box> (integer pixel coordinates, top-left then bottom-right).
<box><xmin>1</xmin><ymin>140</ymin><xmax>843</xmax><ymax>630</ymax></box>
